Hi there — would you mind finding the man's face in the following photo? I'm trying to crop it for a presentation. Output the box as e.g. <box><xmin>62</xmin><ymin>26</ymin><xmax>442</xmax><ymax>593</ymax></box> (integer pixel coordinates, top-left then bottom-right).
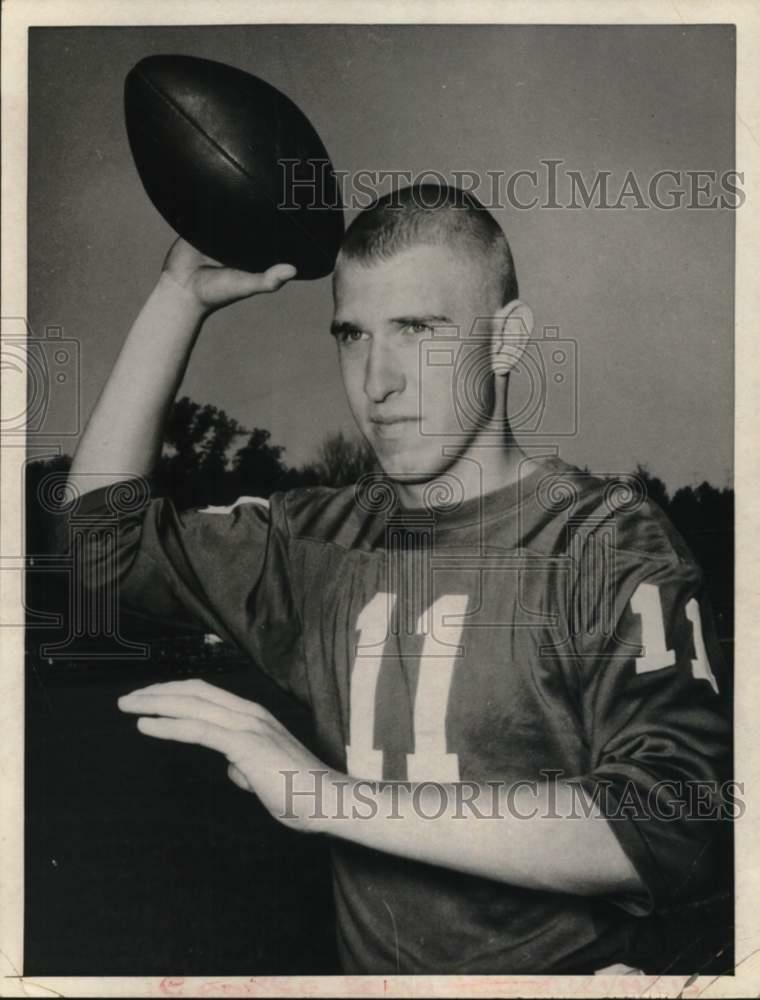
<box><xmin>332</xmin><ymin>244</ymin><xmax>497</xmax><ymax>483</ymax></box>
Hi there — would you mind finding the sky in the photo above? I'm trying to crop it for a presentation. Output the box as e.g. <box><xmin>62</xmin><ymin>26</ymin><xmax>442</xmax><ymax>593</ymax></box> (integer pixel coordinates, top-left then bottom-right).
<box><xmin>27</xmin><ymin>24</ymin><xmax>735</xmax><ymax>490</ymax></box>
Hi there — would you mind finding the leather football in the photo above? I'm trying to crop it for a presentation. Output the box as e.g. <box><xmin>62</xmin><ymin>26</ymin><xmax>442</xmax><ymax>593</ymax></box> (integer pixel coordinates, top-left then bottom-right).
<box><xmin>124</xmin><ymin>54</ymin><xmax>345</xmax><ymax>278</ymax></box>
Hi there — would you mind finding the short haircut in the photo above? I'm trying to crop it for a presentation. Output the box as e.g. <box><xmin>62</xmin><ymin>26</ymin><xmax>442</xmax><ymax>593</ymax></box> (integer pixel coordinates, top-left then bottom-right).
<box><xmin>337</xmin><ymin>184</ymin><xmax>518</xmax><ymax>306</ymax></box>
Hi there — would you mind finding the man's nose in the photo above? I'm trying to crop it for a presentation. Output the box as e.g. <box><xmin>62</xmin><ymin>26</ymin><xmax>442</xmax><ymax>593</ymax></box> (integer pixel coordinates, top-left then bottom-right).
<box><xmin>364</xmin><ymin>339</ymin><xmax>406</xmax><ymax>403</ymax></box>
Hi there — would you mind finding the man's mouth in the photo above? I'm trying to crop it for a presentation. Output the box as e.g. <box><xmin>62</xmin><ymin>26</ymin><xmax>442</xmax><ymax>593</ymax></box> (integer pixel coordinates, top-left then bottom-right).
<box><xmin>369</xmin><ymin>415</ymin><xmax>419</xmax><ymax>438</ymax></box>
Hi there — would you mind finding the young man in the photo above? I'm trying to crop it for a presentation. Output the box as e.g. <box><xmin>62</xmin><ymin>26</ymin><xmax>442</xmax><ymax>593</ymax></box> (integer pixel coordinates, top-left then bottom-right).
<box><xmin>66</xmin><ymin>186</ymin><xmax>729</xmax><ymax>974</ymax></box>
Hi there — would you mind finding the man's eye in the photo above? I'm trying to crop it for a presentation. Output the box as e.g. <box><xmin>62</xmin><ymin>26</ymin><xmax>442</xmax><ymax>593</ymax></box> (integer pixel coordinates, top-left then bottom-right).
<box><xmin>338</xmin><ymin>329</ymin><xmax>367</xmax><ymax>344</ymax></box>
<box><xmin>405</xmin><ymin>321</ymin><xmax>432</xmax><ymax>335</ymax></box>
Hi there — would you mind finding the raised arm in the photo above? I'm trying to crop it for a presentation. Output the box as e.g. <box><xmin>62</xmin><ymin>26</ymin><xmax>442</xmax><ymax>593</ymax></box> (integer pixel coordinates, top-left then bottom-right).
<box><xmin>68</xmin><ymin>238</ymin><xmax>296</xmax><ymax>496</ymax></box>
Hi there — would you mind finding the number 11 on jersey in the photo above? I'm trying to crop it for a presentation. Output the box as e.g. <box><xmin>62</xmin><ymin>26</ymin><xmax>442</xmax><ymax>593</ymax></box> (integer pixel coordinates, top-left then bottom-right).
<box><xmin>346</xmin><ymin>592</ymin><xmax>469</xmax><ymax>782</ymax></box>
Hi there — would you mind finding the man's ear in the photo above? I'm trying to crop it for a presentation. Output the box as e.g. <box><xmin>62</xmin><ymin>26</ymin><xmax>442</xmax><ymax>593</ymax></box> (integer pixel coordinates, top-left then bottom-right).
<box><xmin>491</xmin><ymin>300</ymin><xmax>534</xmax><ymax>376</ymax></box>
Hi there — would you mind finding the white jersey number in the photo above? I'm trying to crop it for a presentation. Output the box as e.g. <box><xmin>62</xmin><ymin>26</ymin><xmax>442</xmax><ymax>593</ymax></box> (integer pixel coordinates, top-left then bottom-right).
<box><xmin>346</xmin><ymin>592</ymin><xmax>468</xmax><ymax>781</ymax></box>
<box><xmin>631</xmin><ymin>583</ymin><xmax>718</xmax><ymax>693</ymax></box>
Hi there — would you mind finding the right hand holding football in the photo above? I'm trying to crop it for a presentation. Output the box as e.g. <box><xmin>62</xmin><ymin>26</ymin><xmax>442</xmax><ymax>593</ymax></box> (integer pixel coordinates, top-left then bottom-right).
<box><xmin>160</xmin><ymin>237</ymin><xmax>297</xmax><ymax>315</ymax></box>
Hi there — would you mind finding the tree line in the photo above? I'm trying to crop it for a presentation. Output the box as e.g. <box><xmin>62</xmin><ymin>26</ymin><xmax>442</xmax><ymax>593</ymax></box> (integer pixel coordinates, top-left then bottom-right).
<box><xmin>25</xmin><ymin>396</ymin><xmax>733</xmax><ymax>644</ymax></box>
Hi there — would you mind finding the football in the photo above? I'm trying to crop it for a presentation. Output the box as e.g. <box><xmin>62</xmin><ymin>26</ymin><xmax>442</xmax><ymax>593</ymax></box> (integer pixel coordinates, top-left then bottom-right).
<box><xmin>124</xmin><ymin>54</ymin><xmax>345</xmax><ymax>279</ymax></box>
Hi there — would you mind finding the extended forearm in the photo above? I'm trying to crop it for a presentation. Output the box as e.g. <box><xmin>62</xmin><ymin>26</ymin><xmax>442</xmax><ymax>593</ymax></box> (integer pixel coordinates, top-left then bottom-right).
<box><xmin>322</xmin><ymin>777</ymin><xmax>643</xmax><ymax>897</ymax></box>
<box><xmin>69</xmin><ymin>274</ymin><xmax>205</xmax><ymax>495</ymax></box>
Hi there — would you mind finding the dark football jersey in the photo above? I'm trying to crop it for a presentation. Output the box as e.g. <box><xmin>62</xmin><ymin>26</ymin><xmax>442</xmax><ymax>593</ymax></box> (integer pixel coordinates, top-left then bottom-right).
<box><xmin>69</xmin><ymin>456</ymin><xmax>730</xmax><ymax>973</ymax></box>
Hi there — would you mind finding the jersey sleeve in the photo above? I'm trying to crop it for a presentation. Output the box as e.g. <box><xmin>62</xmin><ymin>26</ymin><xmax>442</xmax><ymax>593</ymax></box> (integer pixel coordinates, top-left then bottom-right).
<box><xmin>567</xmin><ymin>506</ymin><xmax>731</xmax><ymax>916</ymax></box>
<box><xmin>60</xmin><ymin>480</ymin><xmax>307</xmax><ymax>702</ymax></box>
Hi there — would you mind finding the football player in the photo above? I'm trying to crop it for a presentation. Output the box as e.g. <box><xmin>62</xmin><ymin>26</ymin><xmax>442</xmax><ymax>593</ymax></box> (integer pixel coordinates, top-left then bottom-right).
<box><xmin>65</xmin><ymin>186</ymin><xmax>729</xmax><ymax>974</ymax></box>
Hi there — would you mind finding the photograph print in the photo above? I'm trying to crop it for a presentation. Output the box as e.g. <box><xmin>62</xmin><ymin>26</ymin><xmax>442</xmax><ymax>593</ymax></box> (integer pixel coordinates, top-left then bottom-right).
<box><xmin>10</xmin><ymin>16</ymin><xmax>739</xmax><ymax>987</ymax></box>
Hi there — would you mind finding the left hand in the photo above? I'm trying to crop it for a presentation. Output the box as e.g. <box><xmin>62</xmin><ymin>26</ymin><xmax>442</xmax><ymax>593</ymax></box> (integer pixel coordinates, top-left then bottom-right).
<box><xmin>118</xmin><ymin>679</ymin><xmax>336</xmax><ymax>832</ymax></box>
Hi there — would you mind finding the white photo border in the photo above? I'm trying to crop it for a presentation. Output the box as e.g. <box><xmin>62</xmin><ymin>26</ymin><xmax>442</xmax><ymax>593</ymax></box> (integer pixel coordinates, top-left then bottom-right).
<box><xmin>2</xmin><ymin>1</ymin><xmax>757</xmax><ymax>996</ymax></box>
